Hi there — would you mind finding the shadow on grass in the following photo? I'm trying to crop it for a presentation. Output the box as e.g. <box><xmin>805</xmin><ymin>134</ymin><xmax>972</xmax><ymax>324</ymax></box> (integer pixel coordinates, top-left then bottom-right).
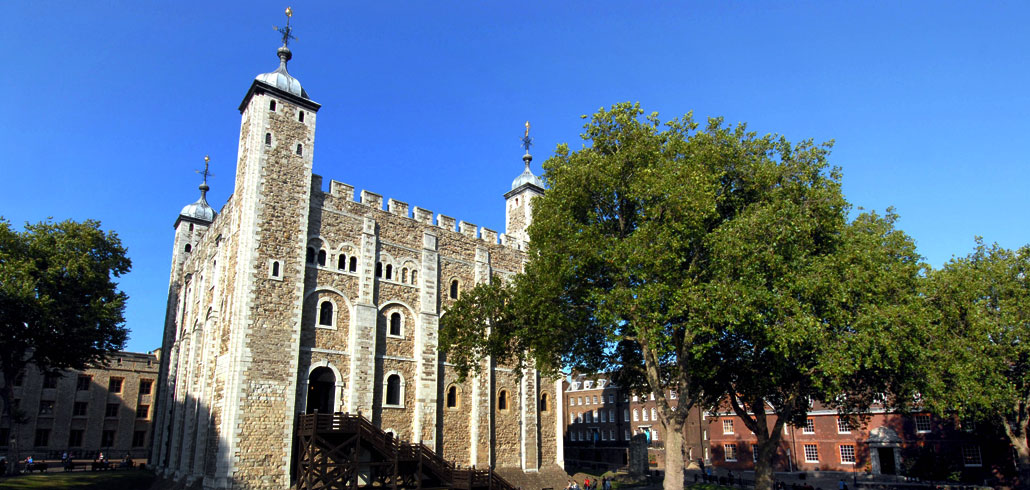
<box><xmin>0</xmin><ymin>469</ymin><xmax>155</xmax><ymax>490</ymax></box>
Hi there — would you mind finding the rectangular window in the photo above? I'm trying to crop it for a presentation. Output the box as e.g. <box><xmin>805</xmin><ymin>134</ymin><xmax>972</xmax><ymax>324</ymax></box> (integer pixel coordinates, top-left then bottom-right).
<box><xmin>642</xmin><ymin>409</ymin><xmax>648</xmax><ymax>421</ymax></box>
<box><xmin>632</xmin><ymin>395</ymin><xmax>639</xmax><ymax>402</ymax></box>
<box><xmin>578</xmin><ymin>396</ymin><xmax>583</xmax><ymax>405</ymax></box>
<box><xmin>723</xmin><ymin>419</ymin><xmax>734</xmax><ymax>434</ymax></box>
<box><xmin>136</xmin><ymin>404</ymin><xmax>150</xmax><ymax>419</ymax></box>
<box><xmin>570</xmin><ymin>431</ymin><xmax>577</xmax><ymax>442</ymax></box>
<box><xmin>608</xmin><ymin>409</ymin><xmax>614</xmax><ymax>422</ymax></box>
<box><xmin>915</xmin><ymin>414</ymin><xmax>931</xmax><ymax>433</ymax></box>
<box><xmin>625</xmin><ymin>429</ymin><xmax>631</xmax><ymax>440</ymax></box>
<box><xmin>653</xmin><ymin>430</ymin><xmax>659</xmax><ymax>441</ymax></box>
<box><xmin>840</xmin><ymin>444</ymin><xmax>856</xmax><ymax>464</ymax></box>
<box><xmin>42</xmin><ymin>373</ymin><xmax>59</xmax><ymax>389</ymax></box>
<box><xmin>77</xmin><ymin>375</ymin><xmax>92</xmax><ymax>391</ymax></box>
<box><xmin>108</xmin><ymin>377</ymin><xmax>123</xmax><ymax>393</ymax></box>
<box><xmin>962</xmin><ymin>445</ymin><xmax>982</xmax><ymax>466</ymax></box>
<box><xmin>105</xmin><ymin>403</ymin><xmax>120</xmax><ymax>418</ymax></box>
<box><xmin>38</xmin><ymin>400</ymin><xmax>55</xmax><ymax>415</ymax></box>
<box><xmin>68</xmin><ymin>429</ymin><xmax>84</xmax><ymax>448</ymax></box>
<box><xmin>724</xmin><ymin>443</ymin><xmax>738</xmax><ymax>462</ymax></box>
<box><xmin>624</xmin><ymin>409</ymin><xmax>629</xmax><ymax>422</ymax></box>
<box><xmin>601</xmin><ymin>431</ymin><xmax>607</xmax><ymax>441</ymax></box>
<box><xmin>73</xmin><ymin>402</ymin><xmax>88</xmax><ymax>417</ymax></box>
<box><xmin>139</xmin><ymin>379</ymin><xmax>153</xmax><ymax>395</ymax></box>
<box><xmin>608</xmin><ymin>394</ymin><xmax>614</xmax><ymax>404</ymax></box>
<box><xmin>804</xmin><ymin>444</ymin><xmax>819</xmax><ymax>463</ymax></box>
<box><xmin>593</xmin><ymin>395</ymin><xmax>598</xmax><ymax>404</ymax></box>
<box><xmin>633</xmin><ymin>409</ymin><xmax>639</xmax><ymax>421</ymax></box>
<box><xmin>803</xmin><ymin>418</ymin><xmax>815</xmax><ymax>434</ymax></box>
<box><xmin>837</xmin><ymin>418</ymin><xmax>851</xmax><ymax>434</ymax></box>
<box><xmin>132</xmin><ymin>431</ymin><xmax>147</xmax><ymax>448</ymax></box>
<box><xmin>670</xmin><ymin>390</ymin><xmax>677</xmax><ymax>400</ymax></box>
<box><xmin>752</xmin><ymin>444</ymin><xmax>759</xmax><ymax>462</ymax></box>
<box><xmin>101</xmin><ymin>430</ymin><xmax>116</xmax><ymax>447</ymax></box>
<box><xmin>34</xmin><ymin>429</ymin><xmax>50</xmax><ymax>447</ymax></box>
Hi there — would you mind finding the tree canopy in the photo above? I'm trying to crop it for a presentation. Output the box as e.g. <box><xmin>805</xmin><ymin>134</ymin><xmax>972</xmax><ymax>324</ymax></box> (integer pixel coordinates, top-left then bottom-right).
<box><xmin>923</xmin><ymin>241</ymin><xmax>1030</xmax><ymax>487</ymax></box>
<box><xmin>440</xmin><ymin>103</ymin><xmax>925</xmax><ymax>490</ymax></box>
<box><xmin>0</xmin><ymin>218</ymin><xmax>130</xmax><ymax>433</ymax></box>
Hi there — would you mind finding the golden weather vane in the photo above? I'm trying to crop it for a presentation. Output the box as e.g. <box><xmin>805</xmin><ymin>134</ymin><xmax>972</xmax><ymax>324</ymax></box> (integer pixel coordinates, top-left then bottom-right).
<box><xmin>521</xmin><ymin>121</ymin><xmax>533</xmax><ymax>153</ymax></box>
<box><xmin>274</xmin><ymin>7</ymin><xmax>297</xmax><ymax>47</ymax></box>
<box><xmin>197</xmin><ymin>155</ymin><xmax>214</xmax><ymax>184</ymax></box>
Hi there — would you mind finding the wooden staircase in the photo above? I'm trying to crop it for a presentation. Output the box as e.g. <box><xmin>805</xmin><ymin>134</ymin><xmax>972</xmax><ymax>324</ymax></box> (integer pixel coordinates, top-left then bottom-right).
<box><xmin>295</xmin><ymin>413</ymin><xmax>516</xmax><ymax>490</ymax></box>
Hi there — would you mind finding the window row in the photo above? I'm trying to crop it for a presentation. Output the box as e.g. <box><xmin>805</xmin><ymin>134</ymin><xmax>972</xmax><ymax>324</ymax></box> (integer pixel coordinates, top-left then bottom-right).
<box><xmin>267</xmin><ymin>99</ymin><xmax>307</xmax><ymax>123</ymax></box>
<box><xmin>28</xmin><ymin>428</ymin><xmax>150</xmax><ymax>449</ymax></box>
<box><xmin>570</xmin><ymin>394</ymin><xmax>617</xmax><ymax>406</ymax></box>
<box><xmin>14</xmin><ymin>374</ymin><xmax>152</xmax><ymax>395</ymax></box>
<box><xmin>375</xmin><ymin>262</ymin><xmax>419</xmax><ymax>285</ymax></box>
<box><xmin>722</xmin><ymin>443</ymin><xmax>982</xmax><ymax>468</ymax></box>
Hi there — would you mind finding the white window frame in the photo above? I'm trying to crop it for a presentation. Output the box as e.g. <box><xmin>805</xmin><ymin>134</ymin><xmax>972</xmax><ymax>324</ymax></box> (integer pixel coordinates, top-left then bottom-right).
<box><xmin>962</xmin><ymin>445</ymin><xmax>982</xmax><ymax>467</ymax></box>
<box><xmin>915</xmin><ymin>414</ymin><xmax>931</xmax><ymax>433</ymax></box>
<box><xmin>839</xmin><ymin>444</ymin><xmax>856</xmax><ymax>464</ymax></box>
<box><xmin>724</xmin><ymin>443</ymin><xmax>738</xmax><ymax>462</ymax></box>
<box><xmin>624</xmin><ymin>409</ymin><xmax>629</xmax><ymax>422</ymax></box>
<box><xmin>723</xmin><ymin>419</ymin><xmax>734</xmax><ymax>434</ymax></box>
<box><xmin>804</xmin><ymin>444</ymin><xmax>819</xmax><ymax>463</ymax></box>
<box><xmin>837</xmin><ymin>417</ymin><xmax>851</xmax><ymax>434</ymax></box>
<box><xmin>752</xmin><ymin>444</ymin><xmax>759</xmax><ymax>462</ymax></box>
<box><xmin>316</xmin><ymin>298</ymin><xmax>338</xmax><ymax>329</ymax></box>
<box><xmin>382</xmin><ymin>371</ymin><xmax>405</xmax><ymax>408</ymax></box>
<box><xmin>633</xmin><ymin>409</ymin><xmax>639</xmax><ymax>421</ymax></box>
<box><xmin>802</xmin><ymin>418</ymin><xmax>815</xmax><ymax>434</ymax></box>
<box><xmin>386</xmin><ymin>309</ymin><xmax>405</xmax><ymax>339</ymax></box>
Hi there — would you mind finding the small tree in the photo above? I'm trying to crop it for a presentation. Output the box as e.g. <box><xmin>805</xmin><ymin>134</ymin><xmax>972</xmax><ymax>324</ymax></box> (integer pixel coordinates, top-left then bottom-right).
<box><xmin>440</xmin><ymin>103</ymin><xmax>924</xmax><ymax>490</ymax></box>
<box><xmin>0</xmin><ymin>218</ymin><xmax>130</xmax><ymax>466</ymax></box>
<box><xmin>923</xmin><ymin>241</ymin><xmax>1030</xmax><ymax>488</ymax></box>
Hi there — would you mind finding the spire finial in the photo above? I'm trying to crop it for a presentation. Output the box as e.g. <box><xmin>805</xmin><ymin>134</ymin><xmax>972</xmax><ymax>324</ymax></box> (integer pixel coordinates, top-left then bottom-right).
<box><xmin>273</xmin><ymin>7</ymin><xmax>297</xmax><ymax>65</ymax></box>
<box><xmin>521</xmin><ymin>121</ymin><xmax>533</xmax><ymax>166</ymax></box>
<box><xmin>196</xmin><ymin>155</ymin><xmax>213</xmax><ymax>196</ymax></box>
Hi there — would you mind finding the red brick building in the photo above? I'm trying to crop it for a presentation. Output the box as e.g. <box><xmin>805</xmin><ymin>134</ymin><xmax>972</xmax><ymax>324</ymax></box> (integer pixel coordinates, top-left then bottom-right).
<box><xmin>708</xmin><ymin>406</ymin><xmax>1014</xmax><ymax>484</ymax></box>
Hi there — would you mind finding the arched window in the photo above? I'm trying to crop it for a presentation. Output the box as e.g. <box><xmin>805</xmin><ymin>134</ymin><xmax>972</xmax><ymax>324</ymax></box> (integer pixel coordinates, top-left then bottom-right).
<box><xmin>375</xmin><ymin>262</ymin><xmax>383</xmax><ymax>278</ymax></box>
<box><xmin>349</xmin><ymin>257</ymin><xmax>358</xmax><ymax>272</ymax></box>
<box><xmin>651</xmin><ymin>408</ymin><xmax>657</xmax><ymax>421</ymax></box>
<box><xmin>299</xmin><ymin>110</ymin><xmax>305</xmax><ymax>122</ymax></box>
<box><xmin>450</xmin><ymin>280</ymin><xmax>459</xmax><ymax>299</ymax></box>
<box><xmin>497</xmin><ymin>389</ymin><xmax>509</xmax><ymax>411</ymax></box>
<box><xmin>338</xmin><ymin>254</ymin><xmax>346</xmax><ymax>270</ymax></box>
<box><xmin>306</xmin><ymin>247</ymin><xmax>315</xmax><ymax>264</ymax></box>
<box><xmin>411</xmin><ymin>270</ymin><xmax>418</xmax><ymax>284</ymax></box>
<box><xmin>188</xmin><ymin>223</ymin><xmax>194</xmax><ymax>231</ymax></box>
<box><xmin>389</xmin><ymin>312</ymin><xmax>401</xmax><ymax>337</ymax></box>
<box><xmin>402</xmin><ymin>268</ymin><xmax>408</xmax><ymax>283</ymax></box>
<box><xmin>271</xmin><ymin>261</ymin><xmax>280</xmax><ymax>278</ymax></box>
<box><xmin>446</xmin><ymin>385</ymin><xmax>459</xmax><ymax>409</ymax></box>
<box><xmin>385</xmin><ymin>264</ymin><xmax>393</xmax><ymax>280</ymax></box>
<box><xmin>184</xmin><ymin>244</ymin><xmax>192</xmax><ymax>253</ymax></box>
<box><xmin>540</xmin><ymin>393</ymin><xmax>549</xmax><ymax>412</ymax></box>
<box><xmin>318</xmin><ymin>301</ymin><xmax>333</xmax><ymax>327</ymax></box>
<box><xmin>633</xmin><ymin>409</ymin><xmax>639</xmax><ymax>421</ymax></box>
<box><xmin>385</xmin><ymin>374</ymin><xmax>402</xmax><ymax>406</ymax></box>
<box><xmin>317</xmin><ymin>250</ymin><xmax>327</xmax><ymax>266</ymax></box>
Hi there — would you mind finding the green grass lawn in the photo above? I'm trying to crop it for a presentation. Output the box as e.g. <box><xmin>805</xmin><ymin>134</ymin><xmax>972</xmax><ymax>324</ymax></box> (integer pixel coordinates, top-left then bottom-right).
<box><xmin>0</xmin><ymin>469</ymin><xmax>155</xmax><ymax>490</ymax></box>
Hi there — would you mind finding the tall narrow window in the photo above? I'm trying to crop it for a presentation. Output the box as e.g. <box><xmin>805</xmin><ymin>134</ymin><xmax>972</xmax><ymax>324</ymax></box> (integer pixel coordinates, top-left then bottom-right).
<box><xmin>299</xmin><ymin>110</ymin><xmax>305</xmax><ymax>122</ymax></box>
<box><xmin>411</xmin><ymin>270</ymin><xmax>418</xmax><ymax>284</ymax></box>
<box><xmin>540</xmin><ymin>393</ymin><xmax>549</xmax><ymax>412</ymax></box>
<box><xmin>349</xmin><ymin>257</ymin><xmax>357</xmax><ymax>272</ymax></box>
<box><xmin>318</xmin><ymin>301</ymin><xmax>333</xmax><ymax>327</ymax></box>
<box><xmin>446</xmin><ymin>385</ymin><xmax>459</xmax><ymax>408</ymax></box>
<box><xmin>376</xmin><ymin>262</ymin><xmax>383</xmax><ymax>277</ymax></box>
<box><xmin>265</xmin><ymin>133</ymin><xmax>272</xmax><ymax>145</ymax></box>
<box><xmin>450</xmin><ymin>280</ymin><xmax>459</xmax><ymax>299</ymax></box>
<box><xmin>402</xmin><ymin>268</ymin><xmax>408</xmax><ymax>283</ymax></box>
<box><xmin>497</xmin><ymin>389</ymin><xmax>508</xmax><ymax>411</ymax></box>
<box><xmin>386</xmin><ymin>374</ymin><xmax>401</xmax><ymax>406</ymax></box>
<box><xmin>317</xmin><ymin>250</ymin><xmax>326</xmax><ymax>266</ymax></box>
<box><xmin>389</xmin><ymin>312</ymin><xmax>401</xmax><ymax>336</ymax></box>
<box><xmin>306</xmin><ymin>247</ymin><xmax>315</xmax><ymax>264</ymax></box>
<box><xmin>338</xmin><ymin>255</ymin><xmax>346</xmax><ymax>270</ymax></box>
<box><xmin>296</xmin><ymin>144</ymin><xmax>303</xmax><ymax>156</ymax></box>
<box><xmin>271</xmin><ymin>261</ymin><xmax>280</xmax><ymax>278</ymax></box>
<box><xmin>385</xmin><ymin>264</ymin><xmax>393</xmax><ymax>280</ymax></box>
<box><xmin>269</xmin><ymin>100</ymin><xmax>277</xmax><ymax>111</ymax></box>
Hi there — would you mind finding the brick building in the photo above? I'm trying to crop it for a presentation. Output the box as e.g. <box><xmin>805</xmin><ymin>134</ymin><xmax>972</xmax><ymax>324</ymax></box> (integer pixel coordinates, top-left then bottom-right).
<box><xmin>151</xmin><ymin>22</ymin><xmax>560</xmax><ymax>490</ymax></box>
<box><xmin>1</xmin><ymin>351</ymin><xmax>158</xmax><ymax>463</ymax></box>
<box><xmin>562</xmin><ymin>373</ymin><xmax>709</xmax><ymax>472</ymax></box>
<box><xmin>709</xmin><ymin>405</ymin><xmax>1013</xmax><ymax>484</ymax></box>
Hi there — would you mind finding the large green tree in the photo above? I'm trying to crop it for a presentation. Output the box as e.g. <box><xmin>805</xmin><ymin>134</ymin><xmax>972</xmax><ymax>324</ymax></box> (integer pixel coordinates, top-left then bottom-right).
<box><xmin>0</xmin><ymin>218</ymin><xmax>130</xmax><ymax>465</ymax></box>
<box><xmin>923</xmin><ymin>241</ymin><xmax>1030</xmax><ymax>488</ymax></box>
<box><xmin>440</xmin><ymin>103</ymin><xmax>924</xmax><ymax>490</ymax></box>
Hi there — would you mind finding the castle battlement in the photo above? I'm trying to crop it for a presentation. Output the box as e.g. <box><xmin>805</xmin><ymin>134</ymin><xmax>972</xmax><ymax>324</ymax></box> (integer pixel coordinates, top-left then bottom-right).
<box><xmin>326</xmin><ymin>179</ymin><xmax>519</xmax><ymax>247</ymax></box>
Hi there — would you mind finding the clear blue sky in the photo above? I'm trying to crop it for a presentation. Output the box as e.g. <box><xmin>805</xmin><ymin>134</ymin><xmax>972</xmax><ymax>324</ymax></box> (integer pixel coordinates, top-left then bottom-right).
<box><xmin>2</xmin><ymin>2</ymin><xmax>1028</xmax><ymax>353</ymax></box>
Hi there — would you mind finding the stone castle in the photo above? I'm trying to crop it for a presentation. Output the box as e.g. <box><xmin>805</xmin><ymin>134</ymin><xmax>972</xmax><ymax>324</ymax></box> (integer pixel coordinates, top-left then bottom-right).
<box><xmin>151</xmin><ymin>20</ymin><xmax>562</xmax><ymax>490</ymax></box>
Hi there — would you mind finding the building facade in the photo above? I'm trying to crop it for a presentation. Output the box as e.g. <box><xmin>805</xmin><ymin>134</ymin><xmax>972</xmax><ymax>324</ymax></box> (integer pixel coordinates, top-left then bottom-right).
<box><xmin>1</xmin><ymin>351</ymin><xmax>158</xmax><ymax>462</ymax></box>
<box><xmin>709</xmin><ymin>406</ymin><xmax>1013</xmax><ymax>484</ymax></box>
<box><xmin>151</xmin><ymin>30</ymin><xmax>560</xmax><ymax>490</ymax></box>
<box><xmin>562</xmin><ymin>373</ymin><xmax>709</xmax><ymax>472</ymax></box>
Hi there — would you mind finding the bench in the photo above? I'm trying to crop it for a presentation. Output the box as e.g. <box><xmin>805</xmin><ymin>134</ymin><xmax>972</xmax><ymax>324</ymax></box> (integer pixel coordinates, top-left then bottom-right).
<box><xmin>25</xmin><ymin>462</ymin><xmax>48</xmax><ymax>473</ymax></box>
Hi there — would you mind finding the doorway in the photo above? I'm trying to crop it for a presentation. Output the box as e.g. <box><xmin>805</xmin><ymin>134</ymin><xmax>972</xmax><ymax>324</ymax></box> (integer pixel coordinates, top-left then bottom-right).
<box><xmin>877</xmin><ymin>447</ymin><xmax>896</xmax><ymax>475</ymax></box>
<box><xmin>307</xmin><ymin>367</ymin><xmax>336</xmax><ymax>414</ymax></box>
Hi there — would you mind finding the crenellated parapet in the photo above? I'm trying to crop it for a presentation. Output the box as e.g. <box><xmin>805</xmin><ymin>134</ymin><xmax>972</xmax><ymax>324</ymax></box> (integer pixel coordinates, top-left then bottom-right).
<box><xmin>324</xmin><ymin>179</ymin><xmax>522</xmax><ymax>248</ymax></box>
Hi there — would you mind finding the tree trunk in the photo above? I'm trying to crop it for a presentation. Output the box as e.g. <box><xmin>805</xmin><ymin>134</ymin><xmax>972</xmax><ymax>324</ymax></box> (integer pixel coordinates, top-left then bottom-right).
<box><xmin>663</xmin><ymin>418</ymin><xmax>686</xmax><ymax>490</ymax></box>
<box><xmin>1</xmin><ymin>374</ymin><xmax>16</xmax><ymax>475</ymax></box>
<box><xmin>754</xmin><ymin>439</ymin><xmax>778</xmax><ymax>490</ymax></box>
<box><xmin>1005</xmin><ymin>423</ymin><xmax>1030</xmax><ymax>490</ymax></box>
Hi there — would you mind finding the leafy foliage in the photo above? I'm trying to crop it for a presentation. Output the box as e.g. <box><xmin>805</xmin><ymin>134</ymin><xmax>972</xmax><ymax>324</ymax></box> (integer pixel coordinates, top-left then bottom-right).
<box><xmin>0</xmin><ymin>218</ymin><xmax>130</xmax><ymax>425</ymax></box>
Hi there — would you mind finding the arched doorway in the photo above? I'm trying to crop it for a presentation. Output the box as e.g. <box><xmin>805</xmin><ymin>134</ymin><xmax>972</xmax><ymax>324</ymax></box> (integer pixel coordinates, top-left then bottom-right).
<box><xmin>307</xmin><ymin>367</ymin><xmax>336</xmax><ymax>414</ymax></box>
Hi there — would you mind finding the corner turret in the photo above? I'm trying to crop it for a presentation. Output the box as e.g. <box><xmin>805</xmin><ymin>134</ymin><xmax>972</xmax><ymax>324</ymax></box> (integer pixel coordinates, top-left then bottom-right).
<box><xmin>504</xmin><ymin>121</ymin><xmax>545</xmax><ymax>247</ymax></box>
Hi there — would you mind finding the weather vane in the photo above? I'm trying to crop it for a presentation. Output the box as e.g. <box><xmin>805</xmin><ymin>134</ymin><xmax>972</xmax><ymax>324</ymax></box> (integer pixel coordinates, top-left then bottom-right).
<box><xmin>521</xmin><ymin>121</ymin><xmax>533</xmax><ymax>154</ymax></box>
<box><xmin>196</xmin><ymin>155</ymin><xmax>214</xmax><ymax>184</ymax></box>
<box><xmin>274</xmin><ymin>7</ymin><xmax>297</xmax><ymax>47</ymax></box>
